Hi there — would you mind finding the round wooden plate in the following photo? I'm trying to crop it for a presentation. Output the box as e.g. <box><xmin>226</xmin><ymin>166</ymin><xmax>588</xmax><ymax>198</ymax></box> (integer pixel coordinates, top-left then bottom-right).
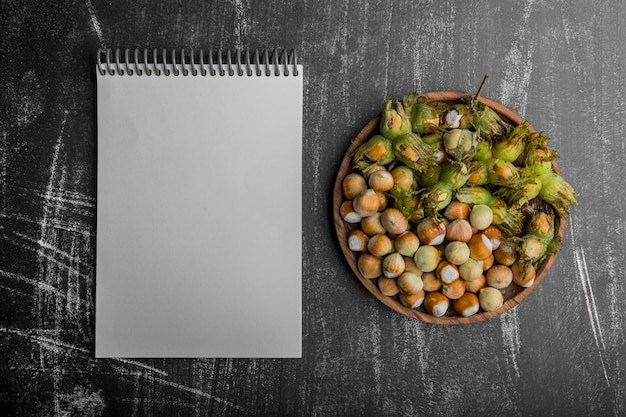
<box><xmin>333</xmin><ymin>91</ymin><xmax>566</xmax><ymax>324</ymax></box>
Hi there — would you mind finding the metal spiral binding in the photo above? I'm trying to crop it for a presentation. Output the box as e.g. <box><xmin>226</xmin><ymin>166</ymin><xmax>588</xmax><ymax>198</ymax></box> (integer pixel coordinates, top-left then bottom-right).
<box><xmin>97</xmin><ymin>48</ymin><xmax>299</xmax><ymax>77</ymax></box>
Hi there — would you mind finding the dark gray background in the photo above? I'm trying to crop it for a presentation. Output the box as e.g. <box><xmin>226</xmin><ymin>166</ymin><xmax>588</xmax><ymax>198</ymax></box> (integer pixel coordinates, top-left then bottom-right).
<box><xmin>1</xmin><ymin>0</ymin><xmax>624</xmax><ymax>416</ymax></box>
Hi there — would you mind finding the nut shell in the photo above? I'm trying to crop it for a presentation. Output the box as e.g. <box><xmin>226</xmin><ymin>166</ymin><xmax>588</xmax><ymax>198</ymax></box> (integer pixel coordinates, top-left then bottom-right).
<box><xmin>342</xmin><ymin>173</ymin><xmax>367</xmax><ymax>199</ymax></box>
<box><xmin>361</xmin><ymin>213</ymin><xmax>386</xmax><ymax>236</ymax></box>
<box><xmin>453</xmin><ymin>292</ymin><xmax>480</xmax><ymax>317</ymax></box>
<box><xmin>469</xmin><ymin>204</ymin><xmax>494</xmax><ymax>230</ymax></box>
<box><xmin>382</xmin><ymin>252</ymin><xmax>405</xmax><ymax>278</ymax></box>
<box><xmin>347</xmin><ymin>229</ymin><xmax>369</xmax><ymax>252</ymax></box>
<box><xmin>421</xmin><ymin>271</ymin><xmax>442</xmax><ymax>292</ymax></box>
<box><xmin>464</xmin><ymin>274</ymin><xmax>486</xmax><ymax>293</ymax></box>
<box><xmin>443</xmin><ymin>200</ymin><xmax>470</xmax><ymax>220</ymax></box>
<box><xmin>353</xmin><ymin>189</ymin><xmax>381</xmax><ymax>217</ymax></box>
<box><xmin>367</xmin><ymin>233</ymin><xmax>393</xmax><ymax>257</ymax></box>
<box><xmin>445</xmin><ymin>219</ymin><xmax>473</xmax><ymax>242</ymax></box>
<box><xmin>378</xmin><ymin>276</ymin><xmax>400</xmax><ymax>296</ymax></box>
<box><xmin>368</xmin><ymin>169</ymin><xmax>395</xmax><ymax>191</ymax></box>
<box><xmin>445</xmin><ymin>241</ymin><xmax>470</xmax><ymax>265</ymax></box>
<box><xmin>390</xmin><ymin>165</ymin><xmax>414</xmax><ymax>190</ymax></box>
<box><xmin>417</xmin><ymin>217</ymin><xmax>447</xmax><ymax>245</ymax></box>
<box><xmin>381</xmin><ymin>208</ymin><xmax>409</xmax><ymax>235</ymax></box>
<box><xmin>358</xmin><ymin>252</ymin><xmax>382</xmax><ymax>279</ymax></box>
<box><xmin>340</xmin><ymin>200</ymin><xmax>362</xmax><ymax>223</ymax></box>
<box><xmin>459</xmin><ymin>258</ymin><xmax>483</xmax><ymax>281</ymax></box>
<box><xmin>468</xmin><ymin>233</ymin><xmax>493</xmax><ymax>260</ymax></box>
<box><xmin>512</xmin><ymin>261</ymin><xmax>536</xmax><ymax>287</ymax></box>
<box><xmin>394</xmin><ymin>231</ymin><xmax>420</xmax><ymax>257</ymax></box>
<box><xmin>493</xmin><ymin>242</ymin><xmax>517</xmax><ymax>266</ymax></box>
<box><xmin>397</xmin><ymin>272</ymin><xmax>424</xmax><ymax>295</ymax></box>
<box><xmin>403</xmin><ymin>256</ymin><xmax>423</xmax><ymax>275</ymax></box>
<box><xmin>479</xmin><ymin>254</ymin><xmax>495</xmax><ymax>271</ymax></box>
<box><xmin>486</xmin><ymin>264</ymin><xmax>513</xmax><ymax>289</ymax></box>
<box><xmin>442</xmin><ymin>279</ymin><xmax>466</xmax><ymax>300</ymax></box>
<box><xmin>423</xmin><ymin>292</ymin><xmax>450</xmax><ymax>317</ymax></box>
<box><xmin>436</xmin><ymin>260</ymin><xmax>460</xmax><ymax>284</ymax></box>
<box><xmin>483</xmin><ymin>225</ymin><xmax>503</xmax><ymax>250</ymax></box>
<box><xmin>399</xmin><ymin>290</ymin><xmax>426</xmax><ymax>309</ymax></box>
<box><xmin>413</xmin><ymin>245</ymin><xmax>441</xmax><ymax>272</ymax></box>
<box><xmin>479</xmin><ymin>287</ymin><xmax>504</xmax><ymax>312</ymax></box>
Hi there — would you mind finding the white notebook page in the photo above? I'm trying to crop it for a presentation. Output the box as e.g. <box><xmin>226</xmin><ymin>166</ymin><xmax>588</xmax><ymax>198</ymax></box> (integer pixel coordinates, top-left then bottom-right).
<box><xmin>95</xmin><ymin>60</ymin><xmax>302</xmax><ymax>358</ymax></box>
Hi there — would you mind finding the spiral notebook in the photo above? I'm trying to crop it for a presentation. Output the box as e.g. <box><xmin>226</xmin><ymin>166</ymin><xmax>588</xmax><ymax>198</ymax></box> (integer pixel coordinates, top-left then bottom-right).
<box><xmin>95</xmin><ymin>48</ymin><xmax>302</xmax><ymax>358</ymax></box>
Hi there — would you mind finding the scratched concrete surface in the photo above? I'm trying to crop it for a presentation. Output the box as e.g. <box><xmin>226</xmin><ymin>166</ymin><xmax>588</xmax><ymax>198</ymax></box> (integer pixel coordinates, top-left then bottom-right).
<box><xmin>1</xmin><ymin>0</ymin><xmax>625</xmax><ymax>416</ymax></box>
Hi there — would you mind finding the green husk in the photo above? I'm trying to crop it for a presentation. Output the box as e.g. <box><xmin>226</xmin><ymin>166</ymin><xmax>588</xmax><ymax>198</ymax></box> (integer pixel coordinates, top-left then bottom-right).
<box><xmin>439</xmin><ymin>161</ymin><xmax>473</xmax><ymax>190</ymax></box>
<box><xmin>488</xmin><ymin>197</ymin><xmax>524</xmax><ymax>236</ymax></box>
<box><xmin>388</xmin><ymin>185</ymin><xmax>425</xmax><ymax>223</ymax></box>
<box><xmin>521</xmin><ymin>131</ymin><xmax>578</xmax><ymax>217</ymax></box>
<box><xmin>352</xmin><ymin>135</ymin><xmax>394</xmax><ymax>172</ymax></box>
<box><xmin>466</xmin><ymin>160</ymin><xmax>490</xmax><ymax>185</ymax></box>
<box><xmin>495</xmin><ymin>167</ymin><xmax>542</xmax><ymax>207</ymax></box>
<box><xmin>415</xmin><ymin>163</ymin><xmax>441</xmax><ymax>188</ymax></box>
<box><xmin>455</xmin><ymin>185</ymin><xmax>494</xmax><ymax>206</ymax></box>
<box><xmin>473</xmin><ymin>140</ymin><xmax>493</xmax><ymax>161</ymax></box>
<box><xmin>523</xmin><ymin>132</ymin><xmax>557</xmax><ymax>174</ymax></box>
<box><xmin>525</xmin><ymin>211</ymin><xmax>555</xmax><ymax>240</ymax></box>
<box><xmin>518</xmin><ymin>210</ymin><xmax>561</xmax><ymax>266</ymax></box>
<box><xmin>492</xmin><ymin>122</ymin><xmax>532</xmax><ymax>162</ymax></box>
<box><xmin>472</xmin><ymin>102</ymin><xmax>511</xmax><ymax>139</ymax></box>
<box><xmin>380</xmin><ymin>97</ymin><xmax>412</xmax><ymax>140</ymax></box>
<box><xmin>392</xmin><ymin>132</ymin><xmax>437</xmax><ymax>173</ymax></box>
<box><xmin>422</xmin><ymin>182</ymin><xmax>453</xmax><ymax>216</ymax></box>
<box><xmin>403</xmin><ymin>93</ymin><xmax>441</xmax><ymax>134</ymax></box>
<box><xmin>467</xmin><ymin>75</ymin><xmax>511</xmax><ymax>139</ymax></box>
<box><xmin>536</xmin><ymin>171</ymin><xmax>578</xmax><ymax>218</ymax></box>
<box><xmin>487</xmin><ymin>158</ymin><xmax>524</xmax><ymax>186</ymax></box>
<box><xmin>519</xmin><ymin>235</ymin><xmax>546</xmax><ymax>262</ymax></box>
<box><xmin>443</xmin><ymin>129</ymin><xmax>477</xmax><ymax>160</ymax></box>
<box><xmin>421</xmin><ymin>133</ymin><xmax>443</xmax><ymax>148</ymax></box>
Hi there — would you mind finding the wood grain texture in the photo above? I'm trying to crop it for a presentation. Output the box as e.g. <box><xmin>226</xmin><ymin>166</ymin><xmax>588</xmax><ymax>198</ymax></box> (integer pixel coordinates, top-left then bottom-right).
<box><xmin>1</xmin><ymin>0</ymin><xmax>625</xmax><ymax>416</ymax></box>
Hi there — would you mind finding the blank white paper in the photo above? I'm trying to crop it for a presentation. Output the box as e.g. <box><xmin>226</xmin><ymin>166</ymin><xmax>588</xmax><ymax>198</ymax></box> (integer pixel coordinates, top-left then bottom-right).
<box><xmin>95</xmin><ymin>63</ymin><xmax>302</xmax><ymax>358</ymax></box>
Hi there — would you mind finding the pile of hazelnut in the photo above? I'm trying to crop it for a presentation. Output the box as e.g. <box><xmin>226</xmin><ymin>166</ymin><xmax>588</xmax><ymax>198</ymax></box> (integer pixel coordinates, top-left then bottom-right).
<box><xmin>340</xmin><ymin>170</ymin><xmax>536</xmax><ymax>318</ymax></box>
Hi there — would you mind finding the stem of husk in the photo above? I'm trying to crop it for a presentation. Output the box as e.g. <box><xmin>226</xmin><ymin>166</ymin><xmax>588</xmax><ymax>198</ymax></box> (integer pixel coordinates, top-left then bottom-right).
<box><xmin>474</xmin><ymin>74</ymin><xmax>489</xmax><ymax>102</ymax></box>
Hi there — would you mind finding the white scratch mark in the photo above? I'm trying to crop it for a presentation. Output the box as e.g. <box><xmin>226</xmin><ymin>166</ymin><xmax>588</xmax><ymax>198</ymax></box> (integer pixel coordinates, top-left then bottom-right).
<box><xmin>0</xmin><ymin>327</ymin><xmax>169</xmax><ymax>377</ymax></box>
<box><xmin>499</xmin><ymin>310</ymin><xmax>521</xmax><ymax>379</ymax></box>
<box><xmin>308</xmin><ymin>76</ymin><xmax>327</xmax><ymax>218</ymax></box>
<box><xmin>13</xmin><ymin>232</ymin><xmax>92</xmax><ymax>281</ymax></box>
<box><xmin>1</xmin><ymin>212</ymin><xmax>92</xmax><ymax>235</ymax></box>
<box><xmin>34</xmin><ymin>110</ymin><xmax>70</xmax><ymax>415</ymax></box>
<box><xmin>35</xmin><ymin>188</ymin><xmax>96</xmax><ymax>209</ymax></box>
<box><xmin>0</xmin><ymin>328</ymin><xmax>242</xmax><ymax>411</ymax></box>
<box><xmin>152</xmin><ymin>376</ymin><xmax>247</xmax><ymax>412</ymax></box>
<box><xmin>229</xmin><ymin>0</ymin><xmax>248</xmax><ymax>50</ymax></box>
<box><xmin>36</xmin><ymin>111</ymin><xmax>75</xmax><ymax>275</ymax></box>
<box><xmin>0</xmin><ymin>268</ymin><xmax>88</xmax><ymax>307</ymax></box>
<box><xmin>85</xmin><ymin>0</ymin><xmax>105</xmax><ymax>49</ymax></box>
<box><xmin>0</xmin><ymin>131</ymin><xmax>7</xmax><ymax>216</ymax></box>
<box><xmin>337</xmin><ymin>1</ymin><xmax>349</xmax><ymax>80</ymax></box>
<box><xmin>109</xmin><ymin>359</ymin><xmax>168</xmax><ymax>377</ymax></box>
<box><xmin>499</xmin><ymin>0</ymin><xmax>537</xmax><ymax>112</ymax></box>
<box><xmin>569</xmin><ymin>218</ymin><xmax>610</xmax><ymax>387</ymax></box>
<box><xmin>382</xmin><ymin>4</ymin><xmax>393</xmax><ymax>95</ymax></box>
<box><xmin>12</xmin><ymin>230</ymin><xmax>90</xmax><ymax>271</ymax></box>
<box><xmin>559</xmin><ymin>7</ymin><xmax>600</xmax><ymax>136</ymax></box>
<box><xmin>42</xmin><ymin>110</ymin><xmax>68</xmax><ymax>228</ymax></box>
<box><xmin>0</xmin><ymin>327</ymin><xmax>92</xmax><ymax>354</ymax></box>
